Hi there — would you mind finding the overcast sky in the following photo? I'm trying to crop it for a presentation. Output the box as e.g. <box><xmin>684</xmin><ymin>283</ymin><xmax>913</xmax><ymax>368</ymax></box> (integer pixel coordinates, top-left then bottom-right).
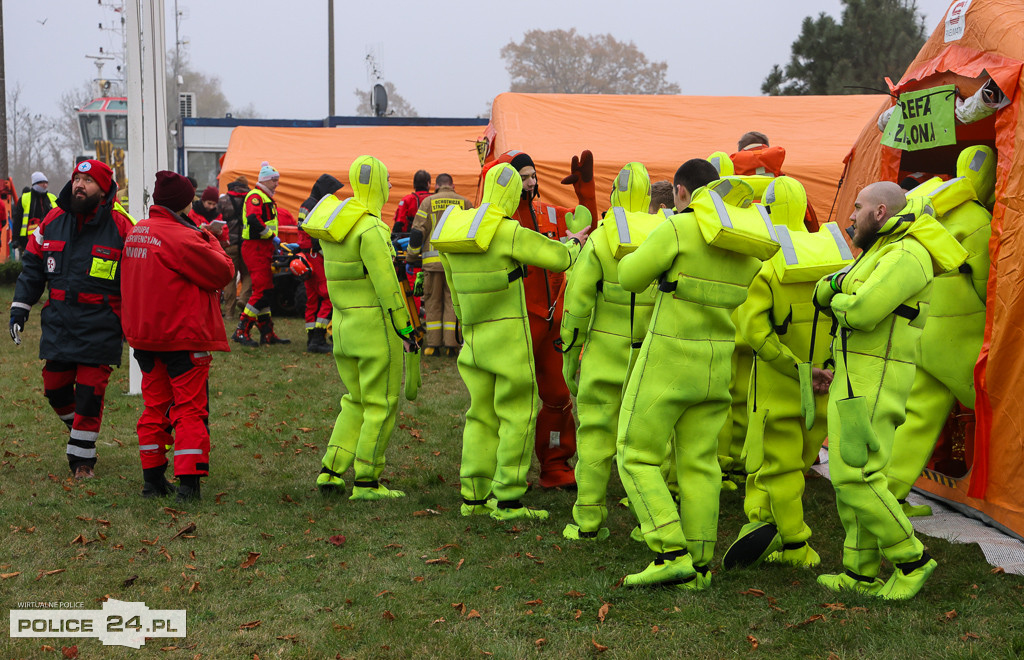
<box><xmin>5</xmin><ymin>0</ymin><xmax>956</xmax><ymax>120</ymax></box>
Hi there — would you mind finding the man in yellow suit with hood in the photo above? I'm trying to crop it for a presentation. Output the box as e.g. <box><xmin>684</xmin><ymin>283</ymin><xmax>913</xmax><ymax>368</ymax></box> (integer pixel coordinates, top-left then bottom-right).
<box><xmin>885</xmin><ymin>146</ymin><xmax>994</xmax><ymax>517</ymax></box>
<box><xmin>434</xmin><ymin>163</ymin><xmax>590</xmax><ymax>521</ymax></box>
<box><xmin>561</xmin><ymin>162</ymin><xmax>662</xmax><ymax>541</ymax></box>
<box><xmin>308</xmin><ymin>156</ymin><xmax>415</xmax><ymax>501</ymax></box>
<box><xmin>724</xmin><ymin>176</ymin><xmax>850</xmax><ymax>570</ymax></box>
<box><xmin>615</xmin><ymin>159</ymin><xmax>777</xmax><ymax>589</ymax></box>
<box><xmin>814</xmin><ymin>181</ymin><xmax>966</xmax><ymax>600</ymax></box>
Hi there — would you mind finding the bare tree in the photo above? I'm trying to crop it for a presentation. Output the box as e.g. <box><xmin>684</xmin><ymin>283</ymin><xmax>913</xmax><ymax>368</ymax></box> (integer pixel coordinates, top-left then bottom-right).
<box><xmin>501</xmin><ymin>29</ymin><xmax>681</xmax><ymax>95</ymax></box>
<box><xmin>5</xmin><ymin>85</ymin><xmax>64</xmax><ymax>189</ymax></box>
<box><xmin>352</xmin><ymin>81</ymin><xmax>418</xmax><ymax>117</ymax></box>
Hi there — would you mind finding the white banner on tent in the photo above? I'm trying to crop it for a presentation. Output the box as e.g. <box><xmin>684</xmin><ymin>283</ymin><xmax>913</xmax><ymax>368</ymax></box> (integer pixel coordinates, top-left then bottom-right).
<box><xmin>944</xmin><ymin>0</ymin><xmax>973</xmax><ymax>43</ymax></box>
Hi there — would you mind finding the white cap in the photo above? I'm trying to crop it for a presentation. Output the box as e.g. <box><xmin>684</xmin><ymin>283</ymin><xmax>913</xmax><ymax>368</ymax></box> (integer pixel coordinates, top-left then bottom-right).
<box><xmin>31</xmin><ymin>171</ymin><xmax>47</xmax><ymax>185</ymax></box>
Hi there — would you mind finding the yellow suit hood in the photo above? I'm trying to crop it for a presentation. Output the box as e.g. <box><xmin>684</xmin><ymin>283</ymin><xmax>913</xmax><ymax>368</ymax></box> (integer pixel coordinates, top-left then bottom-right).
<box><xmin>349</xmin><ymin>155</ymin><xmax>390</xmax><ymax>217</ymax></box>
<box><xmin>608</xmin><ymin>162</ymin><xmax>651</xmax><ymax>213</ymax></box>
<box><xmin>764</xmin><ymin>176</ymin><xmax>808</xmax><ymax>232</ymax></box>
<box><xmin>956</xmin><ymin>145</ymin><xmax>996</xmax><ymax>209</ymax></box>
<box><xmin>481</xmin><ymin>163</ymin><xmax>523</xmax><ymax>217</ymax></box>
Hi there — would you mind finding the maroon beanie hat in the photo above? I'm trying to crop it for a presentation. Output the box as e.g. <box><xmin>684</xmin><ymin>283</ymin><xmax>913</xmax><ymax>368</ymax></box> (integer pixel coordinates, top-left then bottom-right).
<box><xmin>200</xmin><ymin>186</ymin><xmax>219</xmax><ymax>204</ymax></box>
<box><xmin>73</xmin><ymin>159</ymin><xmax>114</xmax><ymax>194</ymax></box>
<box><xmin>153</xmin><ymin>171</ymin><xmax>196</xmax><ymax>211</ymax></box>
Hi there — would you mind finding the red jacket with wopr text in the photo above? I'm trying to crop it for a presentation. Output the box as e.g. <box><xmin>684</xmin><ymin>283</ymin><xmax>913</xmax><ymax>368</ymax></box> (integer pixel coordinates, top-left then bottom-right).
<box><xmin>121</xmin><ymin>205</ymin><xmax>235</xmax><ymax>352</ymax></box>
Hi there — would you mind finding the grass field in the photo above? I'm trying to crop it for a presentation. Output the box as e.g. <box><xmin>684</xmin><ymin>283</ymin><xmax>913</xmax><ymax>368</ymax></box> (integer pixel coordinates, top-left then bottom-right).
<box><xmin>2</xmin><ymin>288</ymin><xmax>1024</xmax><ymax>659</ymax></box>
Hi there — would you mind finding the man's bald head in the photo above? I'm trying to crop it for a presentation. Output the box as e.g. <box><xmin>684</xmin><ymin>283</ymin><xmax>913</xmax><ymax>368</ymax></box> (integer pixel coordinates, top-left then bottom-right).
<box><xmin>849</xmin><ymin>181</ymin><xmax>907</xmax><ymax>250</ymax></box>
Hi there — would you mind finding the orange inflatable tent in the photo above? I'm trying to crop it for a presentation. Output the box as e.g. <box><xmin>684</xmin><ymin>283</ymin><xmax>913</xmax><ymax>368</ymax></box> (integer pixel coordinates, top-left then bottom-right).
<box><xmin>218</xmin><ymin>125</ymin><xmax>484</xmax><ymax>224</ymax></box>
<box><xmin>479</xmin><ymin>92</ymin><xmax>889</xmax><ymax>220</ymax></box>
<box><xmin>836</xmin><ymin>0</ymin><xmax>1024</xmax><ymax>537</ymax></box>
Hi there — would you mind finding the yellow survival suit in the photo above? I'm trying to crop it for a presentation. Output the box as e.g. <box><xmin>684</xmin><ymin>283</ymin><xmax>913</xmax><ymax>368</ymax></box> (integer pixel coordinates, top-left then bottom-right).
<box><xmin>814</xmin><ymin>195</ymin><xmax>966</xmax><ymax>599</ymax></box>
<box><xmin>724</xmin><ymin>177</ymin><xmax>852</xmax><ymax>569</ymax></box>
<box><xmin>310</xmin><ymin>156</ymin><xmax>414</xmax><ymax>500</ymax></box>
<box><xmin>435</xmin><ymin>163</ymin><xmax>583</xmax><ymax>521</ymax></box>
<box><xmin>616</xmin><ymin>182</ymin><xmax>778</xmax><ymax>589</ymax></box>
<box><xmin>561</xmin><ymin>162</ymin><xmax>662</xmax><ymax>540</ymax></box>
<box><xmin>885</xmin><ymin>146</ymin><xmax>994</xmax><ymax>516</ymax></box>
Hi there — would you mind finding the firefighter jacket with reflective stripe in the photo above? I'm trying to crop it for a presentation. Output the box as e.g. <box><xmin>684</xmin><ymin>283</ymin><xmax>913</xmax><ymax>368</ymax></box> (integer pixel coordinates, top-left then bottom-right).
<box><xmin>13</xmin><ymin>180</ymin><xmax>134</xmax><ymax>365</ymax></box>
<box><xmin>408</xmin><ymin>186</ymin><xmax>470</xmax><ymax>271</ymax></box>
<box><xmin>242</xmin><ymin>186</ymin><xmax>277</xmax><ymax>240</ymax></box>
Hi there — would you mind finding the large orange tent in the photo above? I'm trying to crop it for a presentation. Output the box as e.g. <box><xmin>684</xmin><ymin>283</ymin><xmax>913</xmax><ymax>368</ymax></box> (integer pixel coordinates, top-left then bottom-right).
<box><xmin>479</xmin><ymin>92</ymin><xmax>889</xmax><ymax>219</ymax></box>
<box><xmin>218</xmin><ymin>125</ymin><xmax>484</xmax><ymax>224</ymax></box>
<box><xmin>836</xmin><ymin>0</ymin><xmax>1024</xmax><ymax>537</ymax></box>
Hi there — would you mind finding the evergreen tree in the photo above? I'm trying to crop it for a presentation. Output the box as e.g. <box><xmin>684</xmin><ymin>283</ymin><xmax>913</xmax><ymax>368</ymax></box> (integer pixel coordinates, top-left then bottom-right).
<box><xmin>763</xmin><ymin>0</ymin><xmax>927</xmax><ymax>96</ymax></box>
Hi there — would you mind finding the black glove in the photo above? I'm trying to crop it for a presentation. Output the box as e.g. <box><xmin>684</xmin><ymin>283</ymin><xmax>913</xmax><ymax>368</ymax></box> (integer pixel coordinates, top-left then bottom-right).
<box><xmin>10</xmin><ymin>306</ymin><xmax>29</xmax><ymax>345</ymax></box>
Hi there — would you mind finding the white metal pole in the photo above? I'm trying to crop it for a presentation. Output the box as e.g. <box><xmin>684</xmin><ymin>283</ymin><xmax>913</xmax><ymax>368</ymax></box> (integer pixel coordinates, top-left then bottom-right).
<box><xmin>124</xmin><ymin>0</ymin><xmax>169</xmax><ymax>395</ymax></box>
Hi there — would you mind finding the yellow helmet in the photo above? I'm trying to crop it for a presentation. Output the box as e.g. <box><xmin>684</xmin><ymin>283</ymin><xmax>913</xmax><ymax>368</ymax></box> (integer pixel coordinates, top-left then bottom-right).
<box><xmin>764</xmin><ymin>176</ymin><xmax>808</xmax><ymax>232</ymax></box>
<box><xmin>608</xmin><ymin>162</ymin><xmax>652</xmax><ymax>213</ymax></box>
<box><xmin>348</xmin><ymin>155</ymin><xmax>390</xmax><ymax>217</ymax></box>
<box><xmin>480</xmin><ymin>162</ymin><xmax>523</xmax><ymax>218</ymax></box>
<box><xmin>956</xmin><ymin>145</ymin><xmax>996</xmax><ymax>209</ymax></box>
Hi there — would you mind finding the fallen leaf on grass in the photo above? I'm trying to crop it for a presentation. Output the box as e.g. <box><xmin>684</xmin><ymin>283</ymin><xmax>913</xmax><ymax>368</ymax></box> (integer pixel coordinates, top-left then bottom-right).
<box><xmin>281</xmin><ymin>494</ymin><xmax>296</xmax><ymax>504</ymax></box>
<box><xmin>431</xmin><ymin>617</ymin><xmax>445</xmax><ymax>625</ymax></box>
<box><xmin>592</xmin><ymin>639</ymin><xmax>608</xmax><ymax>652</ymax></box>
<box><xmin>382</xmin><ymin>611</ymin><xmax>395</xmax><ymax>621</ymax></box>
<box><xmin>565</xmin><ymin>590</ymin><xmax>585</xmax><ymax>598</ymax></box>
<box><xmin>739</xmin><ymin>588</ymin><xmax>766</xmax><ymax>597</ymax></box>
<box><xmin>961</xmin><ymin>632</ymin><xmax>980</xmax><ymax>641</ymax></box>
<box><xmin>456</xmin><ymin>558</ymin><xmax>465</xmax><ymax>570</ymax></box>
<box><xmin>383</xmin><ymin>543</ymin><xmax>403</xmax><ymax>549</ymax></box>
<box><xmin>821</xmin><ymin>602</ymin><xmax>846</xmax><ymax>611</ymax></box>
<box><xmin>140</xmin><ymin>538</ymin><xmax>159</xmax><ymax>546</ymax></box>
<box><xmin>598</xmin><ymin>602</ymin><xmax>610</xmax><ymax>623</ymax></box>
<box><xmin>171</xmin><ymin>523</ymin><xmax>196</xmax><ymax>540</ymax></box>
<box><xmin>2</xmin><ymin>572</ymin><xmax>22</xmax><ymax>579</ymax></box>
<box><xmin>425</xmin><ymin>557</ymin><xmax>451</xmax><ymax>565</ymax></box>
<box><xmin>787</xmin><ymin>614</ymin><xmax>826</xmax><ymax>629</ymax></box>
<box><xmin>122</xmin><ymin>575</ymin><xmax>138</xmax><ymax>588</ymax></box>
<box><xmin>747</xmin><ymin>636</ymin><xmax>759</xmax><ymax>650</ymax></box>
<box><xmin>451</xmin><ymin>602</ymin><xmax>466</xmax><ymax>615</ymax></box>
<box><xmin>942</xmin><ymin>610</ymin><xmax>958</xmax><ymax>622</ymax></box>
<box><xmin>535</xmin><ymin>638</ymin><xmax>546</xmax><ymax>648</ymax></box>
<box><xmin>574</xmin><ymin>609</ymin><xmax>582</xmax><ymax>620</ymax></box>
<box><xmin>240</xmin><ymin>552</ymin><xmax>261</xmax><ymax>569</ymax></box>
<box><xmin>327</xmin><ymin>536</ymin><xmax>346</xmax><ymax>547</ymax></box>
<box><xmin>36</xmin><ymin>569</ymin><xmax>65</xmax><ymax>580</ymax></box>
<box><xmin>525</xmin><ymin>599</ymin><xmax>543</xmax><ymax>606</ymax></box>
<box><xmin>41</xmin><ymin>647</ymin><xmax>56</xmax><ymax>653</ymax></box>
<box><xmin>466</xmin><ymin>609</ymin><xmax>481</xmax><ymax>619</ymax></box>
<box><xmin>62</xmin><ymin>646</ymin><xmax>79</xmax><ymax>658</ymax></box>
<box><xmin>413</xmin><ymin>509</ymin><xmax>440</xmax><ymax>517</ymax></box>
<box><xmin>215</xmin><ymin>492</ymin><xmax>227</xmax><ymax>504</ymax></box>
<box><xmin>163</xmin><ymin>507</ymin><xmax>184</xmax><ymax>516</ymax></box>
<box><xmin>238</xmin><ymin>620</ymin><xmax>261</xmax><ymax>630</ymax></box>
<box><xmin>160</xmin><ymin>647</ymin><xmax>178</xmax><ymax>652</ymax></box>
<box><xmin>188</xmin><ymin>582</ymin><xmax>200</xmax><ymax>594</ymax></box>
<box><xmin>276</xmin><ymin>635</ymin><xmax>299</xmax><ymax>642</ymax></box>
<box><xmin>991</xmin><ymin>566</ymin><xmax>1005</xmax><ymax>574</ymax></box>
<box><xmin>70</xmin><ymin>534</ymin><xmax>89</xmax><ymax>545</ymax></box>
<box><xmin>376</xmin><ymin>590</ymin><xmax>391</xmax><ymax>598</ymax></box>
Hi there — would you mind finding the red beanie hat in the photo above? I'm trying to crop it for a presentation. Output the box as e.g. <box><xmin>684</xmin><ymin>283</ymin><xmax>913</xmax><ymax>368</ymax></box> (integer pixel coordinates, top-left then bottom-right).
<box><xmin>200</xmin><ymin>186</ymin><xmax>219</xmax><ymax>204</ymax></box>
<box><xmin>73</xmin><ymin>159</ymin><xmax>114</xmax><ymax>194</ymax></box>
<box><xmin>153</xmin><ymin>170</ymin><xmax>196</xmax><ymax>211</ymax></box>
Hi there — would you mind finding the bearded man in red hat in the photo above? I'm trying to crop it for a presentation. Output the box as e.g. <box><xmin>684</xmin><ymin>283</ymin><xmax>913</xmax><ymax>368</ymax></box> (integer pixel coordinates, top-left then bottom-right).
<box><xmin>9</xmin><ymin>159</ymin><xmax>135</xmax><ymax>479</ymax></box>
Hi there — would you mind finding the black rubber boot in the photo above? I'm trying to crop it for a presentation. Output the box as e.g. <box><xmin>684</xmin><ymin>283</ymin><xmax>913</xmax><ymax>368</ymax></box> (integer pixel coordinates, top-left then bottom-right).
<box><xmin>176</xmin><ymin>474</ymin><xmax>201</xmax><ymax>503</ymax></box>
<box><xmin>142</xmin><ymin>465</ymin><xmax>175</xmax><ymax>498</ymax></box>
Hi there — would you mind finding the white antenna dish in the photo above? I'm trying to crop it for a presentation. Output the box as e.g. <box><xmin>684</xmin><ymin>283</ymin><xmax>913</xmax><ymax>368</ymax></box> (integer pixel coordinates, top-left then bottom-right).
<box><xmin>371</xmin><ymin>83</ymin><xmax>388</xmax><ymax>117</ymax></box>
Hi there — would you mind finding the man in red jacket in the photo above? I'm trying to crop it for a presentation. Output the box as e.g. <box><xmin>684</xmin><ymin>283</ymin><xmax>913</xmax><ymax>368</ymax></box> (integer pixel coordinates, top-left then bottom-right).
<box><xmin>121</xmin><ymin>171</ymin><xmax>235</xmax><ymax>502</ymax></box>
